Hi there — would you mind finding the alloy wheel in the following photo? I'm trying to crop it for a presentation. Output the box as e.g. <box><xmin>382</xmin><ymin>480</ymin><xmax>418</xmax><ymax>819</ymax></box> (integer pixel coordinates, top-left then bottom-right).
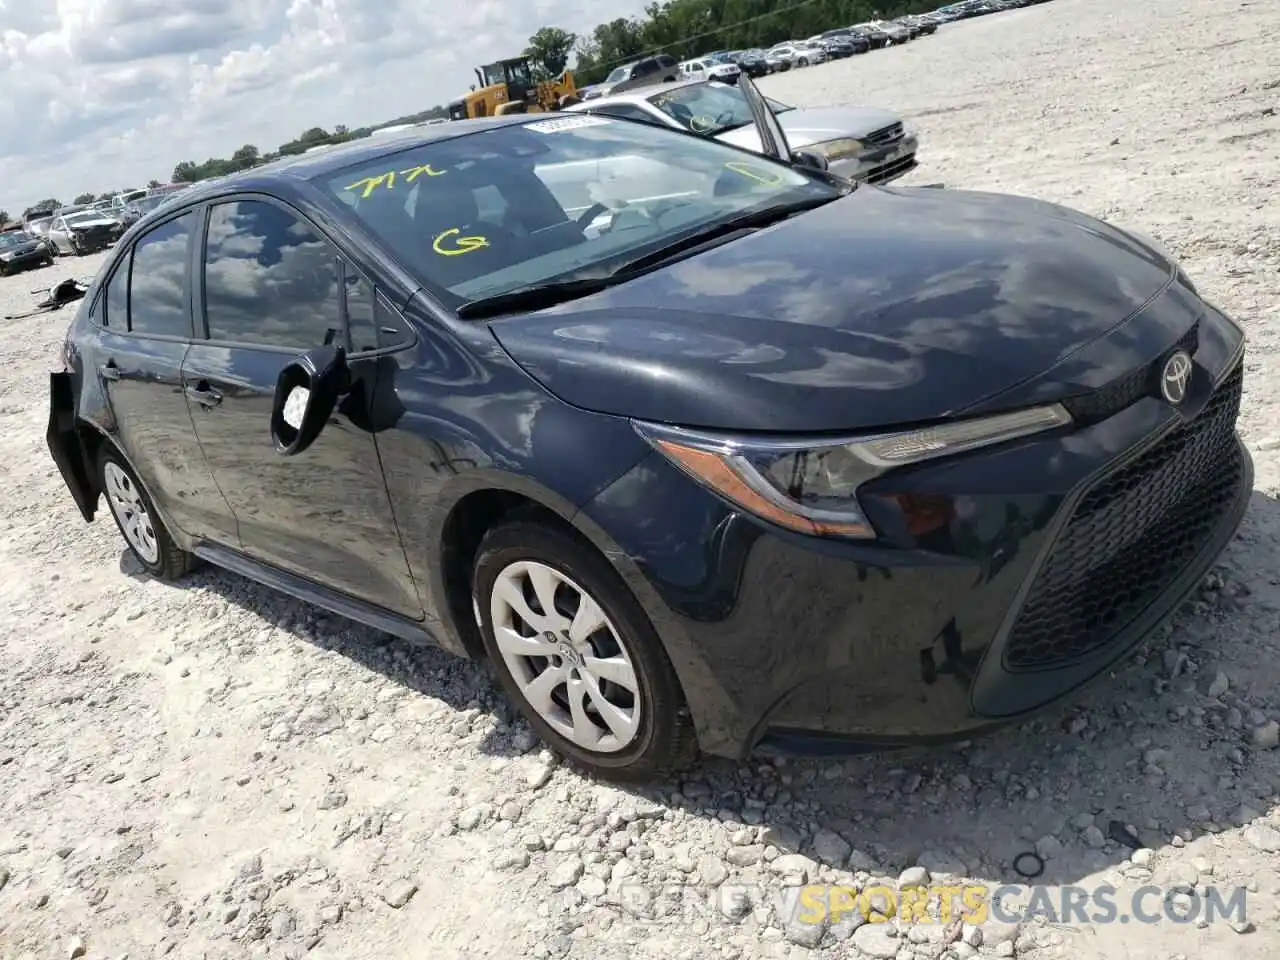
<box><xmin>489</xmin><ymin>560</ymin><xmax>641</xmax><ymax>752</ymax></box>
<box><xmin>103</xmin><ymin>461</ymin><xmax>159</xmax><ymax>564</ymax></box>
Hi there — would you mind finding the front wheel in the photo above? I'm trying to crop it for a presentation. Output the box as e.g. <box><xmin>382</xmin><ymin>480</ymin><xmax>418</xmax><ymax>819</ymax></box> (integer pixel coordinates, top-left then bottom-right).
<box><xmin>798</xmin><ymin>57</ymin><xmax>809</xmax><ymax>67</ymax></box>
<box><xmin>473</xmin><ymin>518</ymin><xmax>697</xmax><ymax>781</ymax></box>
<box><xmin>98</xmin><ymin>445</ymin><xmax>197</xmax><ymax>580</ymax></box>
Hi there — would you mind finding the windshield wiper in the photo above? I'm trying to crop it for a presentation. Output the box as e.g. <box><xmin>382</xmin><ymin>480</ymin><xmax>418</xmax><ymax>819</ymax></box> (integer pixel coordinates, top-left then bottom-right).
<box><xmin>456</xmin><ymin>276</ymin><xmax>617</xmax><ymax>319</ymax></box>
<box><xmin>456</xmin><ymin>195</ymin><xmax>841</xmax><ymax>320</ymax></box>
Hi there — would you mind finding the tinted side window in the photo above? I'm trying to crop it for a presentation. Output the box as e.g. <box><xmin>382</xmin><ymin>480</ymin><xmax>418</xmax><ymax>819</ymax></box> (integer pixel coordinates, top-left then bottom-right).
<box><xmin>203</xmin><ymin>200</ymin><xmax>341</xmax><ymax>349</ymax></box>
<box><xmin>657</xmin><ymin>54</ymin><xmax>677</xmax><ymax>68</ymax></box>
<box><xmin>128</xmin><ymin>214</ymin><xmax>194</xmax><ymax>338</ymax></box>
<box><xmin>104</xmin><ymin>254</ymin><xmax>130</xmax><ymax>328</ymax></box>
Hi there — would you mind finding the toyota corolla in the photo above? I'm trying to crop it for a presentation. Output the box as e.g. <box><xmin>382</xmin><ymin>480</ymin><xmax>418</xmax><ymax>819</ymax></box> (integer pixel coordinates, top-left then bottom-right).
<box><xmin>47</xmin><ymin>76</ymin><xmax>1250</xmax><ymax>781</ymax></box>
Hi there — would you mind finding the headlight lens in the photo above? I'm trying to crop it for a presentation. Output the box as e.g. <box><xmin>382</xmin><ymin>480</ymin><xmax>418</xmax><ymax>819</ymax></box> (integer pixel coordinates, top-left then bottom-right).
<box><xmin>811</xmin><ymin>137</ymin><xmax>863</xmax><ymax>160</ymax></box>
<box><xmin>635</xmin><ymin>404</ymin><xmax>1072</xmax><ymax>539</ymax></box>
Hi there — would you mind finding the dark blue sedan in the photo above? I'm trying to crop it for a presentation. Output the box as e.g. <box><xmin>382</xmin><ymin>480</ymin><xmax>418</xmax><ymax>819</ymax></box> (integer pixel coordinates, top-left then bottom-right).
<box><xmin>47</xmin><ymin>76</ymin><xmax>1250</xmax><ymax>780</ymax></box>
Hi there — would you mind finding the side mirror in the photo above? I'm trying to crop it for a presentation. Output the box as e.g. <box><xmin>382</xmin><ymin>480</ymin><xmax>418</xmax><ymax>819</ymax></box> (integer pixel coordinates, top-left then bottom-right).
<box><xmin>270</xmin><ymin>345</ymin><xmax>349</xmax><ymax>456</ymax></box>
<box><xmin>792</xmin><ymin>150</ymin><xmax>829</xmax><ymax>172</ymax></box>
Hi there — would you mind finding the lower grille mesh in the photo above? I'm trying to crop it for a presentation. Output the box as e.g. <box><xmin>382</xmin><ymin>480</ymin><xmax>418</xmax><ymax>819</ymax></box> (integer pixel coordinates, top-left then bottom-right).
<box><xmin>1003</xmin><ymin>360</ymin><xmax>1244</xmax><ymax>672</ymax></box>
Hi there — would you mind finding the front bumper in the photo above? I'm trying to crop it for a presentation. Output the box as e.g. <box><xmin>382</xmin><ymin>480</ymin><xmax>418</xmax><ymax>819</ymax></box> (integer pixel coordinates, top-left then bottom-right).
<box><xmin>0</xmin><ymin>249</ymin><xmax>50</xmax><ymax>270</ymax></box>
<box><xmin>71</xmin><ymin>228</ymin><xmax>122</xmax><ymax>252</ymax></box>
<box><xmin>830</xmin><ymin>131</ymin><xmax>920</xmax><ymax>185</ymax></box>
<box><xmin>580</xmin><ymin>299</ymin><xmax>1250</xmax><ymax>759</ymax></box>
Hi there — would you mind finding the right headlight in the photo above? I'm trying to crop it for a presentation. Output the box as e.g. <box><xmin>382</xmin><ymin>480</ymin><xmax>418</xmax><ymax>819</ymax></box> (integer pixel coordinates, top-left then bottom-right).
<box><xmin>634</xmin><ymin>404</ymin><xmax>1072</xmax><ymax>539</ymax></box>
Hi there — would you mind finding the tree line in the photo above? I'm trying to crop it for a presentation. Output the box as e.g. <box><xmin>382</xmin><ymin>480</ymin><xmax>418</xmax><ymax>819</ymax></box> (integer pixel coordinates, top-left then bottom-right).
<box><xmin>7</xmin><ymin>0</ymin><xmax>937</xmax><ymax>221</ymax></box>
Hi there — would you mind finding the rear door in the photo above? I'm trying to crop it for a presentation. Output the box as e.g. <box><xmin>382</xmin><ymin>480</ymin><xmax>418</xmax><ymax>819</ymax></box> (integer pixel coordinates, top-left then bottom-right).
<box><xmin>180</xmin><ymin>195</ymin><xmax>422</xmax><ymax>618</ymax></box>
<box><xmin>91</xmin><ymin>211</ymin><xmax>235</xmax><ymax>542</ymax></box>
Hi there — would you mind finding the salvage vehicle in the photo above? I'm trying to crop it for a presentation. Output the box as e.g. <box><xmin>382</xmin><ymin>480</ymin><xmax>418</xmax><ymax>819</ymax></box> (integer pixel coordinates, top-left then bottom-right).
<box><xmin>22</xmin><ymin>215</ymin><xmax>58</xmax><ymax>256</ymax></box>
<box><xmin>567</xmin><ymin>78</ymin><xmax>919</xmax><ymax>185</ymax></box>
<box><xmin>47</xmin><ymin>74</ymin><xmax>1250</xmax><ymax>780</ymax></box>
<box><xmin>587</xmin><ymin>55</ymin><xmax>680</xmax><ymax>99</ymax></box>
<box><xmin>0</xmin><ymin>229</ymin><xmax>54</xmax><ymax>274</ymax></box>
<box><xmin>677</xmin><ymin>57</ymin><xmax>741</xmax><ymax>83</ymax></box>
<box><xmin>47</xmin><ymin>209</ymin><xmax>125</xmax><ymax>255</ymax></box>
<box><xmin>765</xmin><ymin>43</ymin><xmax>821</xmax><ymax>68</ymax></box>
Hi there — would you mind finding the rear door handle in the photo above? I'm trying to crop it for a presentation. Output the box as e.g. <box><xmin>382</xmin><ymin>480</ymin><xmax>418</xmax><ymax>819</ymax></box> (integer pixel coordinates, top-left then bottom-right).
<box><xmin>100</xmin><ymin>362</ymin><xmax>120</xmax><ymax>381</ymax></box>
<box><xmin>185</xmin><ymin>380</ymin><xmax>222</xmax><ymax>408</ymax></box>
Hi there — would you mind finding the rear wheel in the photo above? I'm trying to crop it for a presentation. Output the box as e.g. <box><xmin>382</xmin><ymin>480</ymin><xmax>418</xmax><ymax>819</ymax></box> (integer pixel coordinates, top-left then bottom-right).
<box><xmin>98</xmin><ymin>445</ymin><xmax>196</xmax><ymax>580</ymax></box>
<box><xmin>473</xmin><ymin>518</ymin><xmax>697</xmax><ymax>781</ymax></box>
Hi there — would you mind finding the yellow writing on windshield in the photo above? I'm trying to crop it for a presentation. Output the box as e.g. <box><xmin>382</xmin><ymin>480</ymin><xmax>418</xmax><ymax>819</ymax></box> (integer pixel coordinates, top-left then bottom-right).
<box><xmin>402</xmin><ymin>164</ymin><xmax>447</xmax><ymax>182</ymax></box>
<box><xmin>433</xmin><ymin>228</ymin><xmax>489</xmax><ymax>256</ymax></box>
<box><xmin>724</xmin><ymin>161</ymin><xmax>784</xmax><ymax>185</ymax></box>
<box><xmin>345</xmin><ymin>164</ymin><xmax>448</xmax><ymax>198</ymax></box>
<box><xmin>346</xmin><ymin>172</ymin><xmax>396</xmax><ymax>198</ymax></box>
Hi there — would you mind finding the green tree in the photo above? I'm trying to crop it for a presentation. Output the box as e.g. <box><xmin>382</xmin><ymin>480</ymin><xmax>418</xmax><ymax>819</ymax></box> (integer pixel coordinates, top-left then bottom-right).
<box><xmin>229</xmin><ymin>144</ymin><xmax>260</xmax><ymax>169</ymax></box>
<box><xmin>73</xmin><ymin>193</ymin><xmax>96</xmax><ymax>205</ymax></box>
<box><xmin>147</xmin><ymin>179</ymin><xmax>162</xmax><ymax>189</ymax></box>
<box><xmin>0</xmin><ymin>210</ymin><xmax>9</xmax><ymax>225</ymax></box>
<box><xmin>526</xmin><ymin>26</ymin><xmax>577</xmax><ymax>76</ymax></box>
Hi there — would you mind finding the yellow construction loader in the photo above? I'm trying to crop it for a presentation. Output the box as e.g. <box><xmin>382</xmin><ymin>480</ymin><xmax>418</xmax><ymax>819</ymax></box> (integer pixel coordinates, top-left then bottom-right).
<box><xmin>446</xmin><ymin>57</ymin><xmax>578</xmax><ymax>120</ymax></box>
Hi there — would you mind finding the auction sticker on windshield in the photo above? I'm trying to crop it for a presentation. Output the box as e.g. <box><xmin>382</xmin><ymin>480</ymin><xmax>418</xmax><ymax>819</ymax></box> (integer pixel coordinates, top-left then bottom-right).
<box><xmin>525</xmin><ymin>116</ymin><xmax>611</xmax><ymax>134</ymax></box>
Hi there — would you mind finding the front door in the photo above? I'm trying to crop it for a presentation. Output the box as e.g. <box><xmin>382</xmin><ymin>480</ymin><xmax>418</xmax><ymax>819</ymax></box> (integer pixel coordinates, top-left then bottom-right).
<box><xmin>93</xmin><ymin>211</ymin><xmax>237</xmax><ymax>543</ymax></box>
<box><xmin>180</xmin><ymin>196</ymin><xmax>422</xmax><ymax>619</ymax></box>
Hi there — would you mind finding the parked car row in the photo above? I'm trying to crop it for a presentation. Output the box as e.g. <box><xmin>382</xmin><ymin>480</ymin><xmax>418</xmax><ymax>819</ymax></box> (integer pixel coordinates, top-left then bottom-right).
<box><xmin>577</xmin><ymin>0</ymin><xmax>1055</xmax><ymax>100</ymax></box>
<box><xmin>13</xmin><ymin>183</ymin><xmax>193</xmax><ymax>266</ymax></box>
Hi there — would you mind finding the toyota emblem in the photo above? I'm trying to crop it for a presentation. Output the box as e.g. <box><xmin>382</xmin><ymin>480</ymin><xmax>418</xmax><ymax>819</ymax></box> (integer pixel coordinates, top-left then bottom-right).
<box><xmin>1160</xmin><ymin>350</ymin><xmax>1193</xmax><ymax>406</ymax></box>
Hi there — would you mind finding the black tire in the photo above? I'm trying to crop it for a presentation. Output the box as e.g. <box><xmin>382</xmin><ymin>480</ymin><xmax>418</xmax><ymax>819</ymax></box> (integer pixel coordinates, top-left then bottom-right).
<box><xmin>473</xmin><ymin>517</ymin><xmax>698</xmax><ymax>781</ymax></box>
<box><xmin>97</xmin><ymin>444</ymin><xmax>197</xmax><ymax>581</ymax></box>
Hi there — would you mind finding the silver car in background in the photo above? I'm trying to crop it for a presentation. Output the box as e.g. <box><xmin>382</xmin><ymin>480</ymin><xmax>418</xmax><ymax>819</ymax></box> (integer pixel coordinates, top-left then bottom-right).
<box><xmin>565</xmin><ymin>78</ymin><xmax>919</xmax><ymax>185</ymax></box>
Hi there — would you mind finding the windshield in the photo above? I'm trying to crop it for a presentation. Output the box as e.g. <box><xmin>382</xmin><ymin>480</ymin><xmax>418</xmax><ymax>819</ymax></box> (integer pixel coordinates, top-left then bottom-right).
<box><xmin>605</xmin><ymin>67</ymin><xmax>628</xmax><ymax>83</ymax></box>
<box><xmin>322</xmin><ymin>114</ymin><xmax>837</xmax><ymax>307</ymax></box>
<box><xmin>0</xmin><ymin>232</ymin><xmax>32</xmax><ymax>246</ymax></box>
<box><xmin>648</xmin><ymin>82</ymin><xmax>794</xmax><ymax>135</ymax></box>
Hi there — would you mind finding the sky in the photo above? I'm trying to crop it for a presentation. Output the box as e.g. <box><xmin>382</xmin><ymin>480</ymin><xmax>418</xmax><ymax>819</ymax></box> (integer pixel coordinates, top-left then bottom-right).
<box><xmin>0</xmin><ymin>0</ymin><xmax>649</xmax><ymax>216</ymax></box>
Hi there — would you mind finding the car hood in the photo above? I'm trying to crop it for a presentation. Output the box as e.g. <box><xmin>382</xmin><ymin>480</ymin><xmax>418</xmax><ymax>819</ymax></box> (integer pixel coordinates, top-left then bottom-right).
<box><xmin>489</xmin><ymin>186</ymin><xmax>1176</xmax><ymax>433</ymax></box>
<box><xmin>0</xmin><ymin>239</ymin><xmax>42</xmax><ymax>255</ymax></box>
<box><xmin>717</xmin><ymin>105</ymin><xmax>903</xmax><ymax>152</ymax></box>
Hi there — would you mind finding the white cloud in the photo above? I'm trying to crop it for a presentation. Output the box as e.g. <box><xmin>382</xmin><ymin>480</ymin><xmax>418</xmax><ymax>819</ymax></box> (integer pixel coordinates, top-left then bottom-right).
<box><xmin>0</xmin><ymin>0</ymin><xmax>648</xmax><ymax>214</ymax></box>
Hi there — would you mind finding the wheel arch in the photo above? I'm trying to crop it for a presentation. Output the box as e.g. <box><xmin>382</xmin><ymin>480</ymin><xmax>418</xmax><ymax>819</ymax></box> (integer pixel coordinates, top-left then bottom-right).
<box><xmin>429</xmin><ymin>471</ymin><xmax>625</xmax><ymax>661</ymax></box>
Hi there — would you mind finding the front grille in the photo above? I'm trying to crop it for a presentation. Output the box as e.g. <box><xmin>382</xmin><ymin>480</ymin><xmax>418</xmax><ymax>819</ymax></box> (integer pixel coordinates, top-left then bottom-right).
<box><xmin>865</xmin><ymin>154</ymin><xmax>917</xmax><ymax>184</ymax></box>
<box><xmin>1003</xmin><ymin>359</ymin><xmax>1244</xmax><ymax>672</ymax></box>
<box><xmin>864</xmin><ymin>122</ymin><xmax>904</xmax><ymax>146</ymax></box>
<box><xmin>1062</xmin><ymin>321</ymin><xmax>1200</xmax><ymax>426</ymax></box>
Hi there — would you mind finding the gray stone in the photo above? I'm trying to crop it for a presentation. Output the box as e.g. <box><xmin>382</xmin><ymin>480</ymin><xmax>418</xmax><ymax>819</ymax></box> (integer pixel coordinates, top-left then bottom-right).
<box><xmin>812</xmin><ymin>829</ymin><xmax>851</xmax><ymax>866</ymax></box>
<box><xmin>852</xmin><ymin>922</ymin><xmax>899</xmax><ymax>958</ymax></box>
<box><xmin>382</xmin><ymin>879</ymin><xmax>418</xmax><ymax>908</ymax></box>
<box><xmin>1243</xmin><ymin>824</ymin><xmax>1280</xmax><ymax>853</ymax></box>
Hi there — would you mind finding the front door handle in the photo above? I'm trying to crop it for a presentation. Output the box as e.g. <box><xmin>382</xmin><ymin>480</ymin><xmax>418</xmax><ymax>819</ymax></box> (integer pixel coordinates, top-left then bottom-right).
<box><xmin>185</xmin><ymin>381</ymin><xmax>222</xmax><ymax>408</ymax></box>
<box><xmin>100</xmin><ymin>362</ymin><xmax>120</xmax><ymax>381</ymax></box>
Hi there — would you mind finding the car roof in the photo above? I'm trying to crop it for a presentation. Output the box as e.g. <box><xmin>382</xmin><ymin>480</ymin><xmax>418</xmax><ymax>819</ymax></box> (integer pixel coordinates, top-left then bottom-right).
<box><xmin>164</xmin><ymin>116</ymin><xmax>543</xmax><ymax>202</ymax></box>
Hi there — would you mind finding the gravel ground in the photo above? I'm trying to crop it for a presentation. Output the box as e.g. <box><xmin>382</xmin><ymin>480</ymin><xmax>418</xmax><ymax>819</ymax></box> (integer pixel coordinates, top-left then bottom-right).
<box><xmin>3</xmin><ymin>0</ymin><xmax>1280</xmax><ymax>957</ymax></box>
